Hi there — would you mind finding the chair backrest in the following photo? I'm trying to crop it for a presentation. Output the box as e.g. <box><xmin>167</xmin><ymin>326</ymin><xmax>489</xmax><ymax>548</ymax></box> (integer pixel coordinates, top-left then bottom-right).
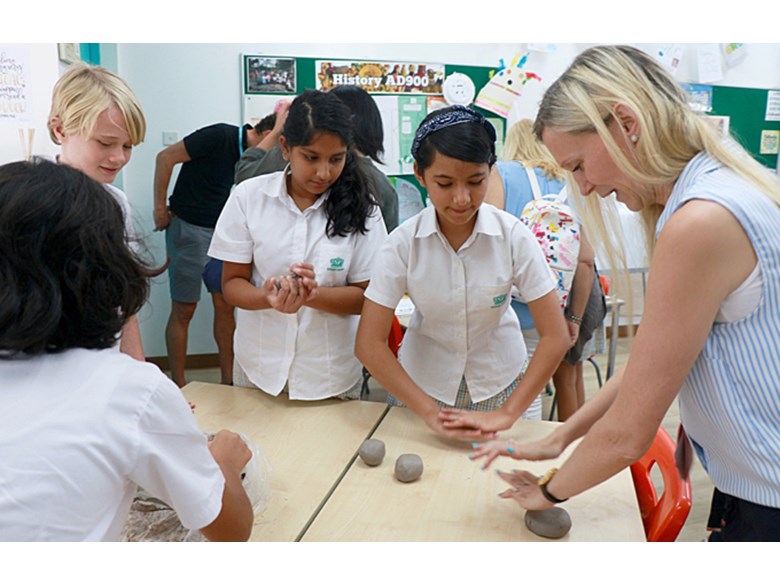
<box><xmin>630</xmin><ymin>426</ymin><xmax>692</xmax><ymax>542</ymax></box>
<box><xmin>598</xmin><ymin>274</ymin><xmax>611</xmax><ymax>296</ymax></box>
<box><xmin>388</xmin><ymin>315</ymin><xmax>404</xmax><ymax>357</ymax></box>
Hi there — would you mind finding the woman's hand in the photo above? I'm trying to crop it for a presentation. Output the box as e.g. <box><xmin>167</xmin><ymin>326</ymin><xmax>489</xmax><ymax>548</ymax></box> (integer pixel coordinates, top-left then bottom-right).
<box><xmin>438</xmin><ymin>407</ymin><xmax>516</xmax><ymax>436</ymax></box>
<box><xmin>566</xmin><ymin>320</ymin><xmax>580</xmax><ymax>346</ymax></box>
<box><xmin>469</xmin><ymin>435</ymin><xmax>564</xmax><ymax>470</ymax></box>
<box><xmin>496</xmin><ymin>469</ymin><xmax>554</xmax><ymax>511</ymax></box>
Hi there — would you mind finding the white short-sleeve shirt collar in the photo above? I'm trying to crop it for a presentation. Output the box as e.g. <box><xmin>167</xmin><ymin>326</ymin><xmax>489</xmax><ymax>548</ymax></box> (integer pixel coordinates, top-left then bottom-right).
<box><xmin>208</xmin><ymin>171</ymin><xmax>387</xmax><ymax>400</ymax></box>
<box><xmin>365</xmin><ymin>205</ymin><xmax>555</xmax><ymax>405</ymax></box>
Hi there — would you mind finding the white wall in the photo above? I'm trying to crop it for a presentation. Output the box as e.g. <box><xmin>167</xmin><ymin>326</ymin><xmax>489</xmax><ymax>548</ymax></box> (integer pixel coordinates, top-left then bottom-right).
<box><xmin>110</xmin><ymin>43</ymin><xmax>780</xmax><ymax>358</ymax></box>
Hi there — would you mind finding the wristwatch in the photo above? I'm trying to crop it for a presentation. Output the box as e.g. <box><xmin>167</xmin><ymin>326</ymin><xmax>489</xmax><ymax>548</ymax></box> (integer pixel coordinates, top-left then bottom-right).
<box><xmin>538</xmin><ymin>467</ymin><xmax>569</xmax><ymax>504</ymax></box>
<box><xmin>565</xmin><ymin>312</ymin><xmax>583</xmax><ymax>325</ymax></box>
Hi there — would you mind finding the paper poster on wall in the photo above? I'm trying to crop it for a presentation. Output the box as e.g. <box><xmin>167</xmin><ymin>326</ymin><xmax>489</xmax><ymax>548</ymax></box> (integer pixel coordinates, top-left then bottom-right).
<box><xmin>765</xmin><ymin>90</ymin><xmax>780</xmax><ymax>121</ymax></box>
<box><xmin>681</xmin><ymin>83</ymin><xmax>713</xmax><ymax>113</ymax></box>
<box><xmin>398</xmin><ymin>96</ymin><xmax>427</xmax><ymax>174</ymax></box>
<box><xmin>657</xmin><ymin>44</ymin><xmax>684</xmax><ymax>74</ymax></box>
<box><xmin>760</xmin><ymin>130</ymin><xmax>779</xmax><ymax>155</ymax></box>
<box><xmin>696</xmin><ymin>44</ymin><xmax>724</xmax><ymax>84</ymax></box>
<box><xmin>243</xmin><ymin>56</ymin><xmax>296</xmax><ymax>94</ymax></box>
<box><xmin>390</xmin><ymin>177</ymin><xmax>427</xmax><ymax>224</ymax></box>
<box><xmin>315</xmin><ymin>60</ymin><xmax>444</xmax><ymax>94</ymax></box>
<box><xmin>707</xmin><ymin>115</ymin><xmax>730</xmax><ymax>138</ymax></box>
<box><xmin>475</xmin><ymin>54</ymin><xmax>541</xmax><ymax>118</ymax></box>
<box><xmin>723</xmin><ymin>43</ymin><xmax>747</xmax><ymax>67</ymax></box>
<box><xmin>0</xmin><ymin>47</ymin><xmax>33</xmax><ymax>124</ymax></box>
<box><xmin>242</xmin><ymin>94</ymin><xmax>288</xmax><ymax>126</ymax></box>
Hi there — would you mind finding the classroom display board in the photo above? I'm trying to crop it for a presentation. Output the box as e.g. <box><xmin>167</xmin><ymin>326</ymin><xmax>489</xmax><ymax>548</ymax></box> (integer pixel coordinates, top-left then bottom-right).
<box><xmin>241</xmin><ymin>54</ymin><xmax>512</xmax><ymax>212</ymax></box>
<box><xmin>683</xmin><ymin>82</ymin><xmax>780</xmax><ymax>170</ymax></box>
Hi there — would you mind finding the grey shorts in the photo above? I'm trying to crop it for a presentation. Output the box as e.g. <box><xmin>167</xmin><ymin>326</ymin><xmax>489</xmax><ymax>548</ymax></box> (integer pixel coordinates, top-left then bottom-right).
<box><xmin>165</xmin><ymin>215</ymin><xmax>214</xmax><ymax>303</ymax></box>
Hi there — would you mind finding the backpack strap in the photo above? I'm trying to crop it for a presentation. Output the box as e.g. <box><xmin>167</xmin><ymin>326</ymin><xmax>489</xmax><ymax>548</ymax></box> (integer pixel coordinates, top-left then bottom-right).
<box><xmin>524</xmin><ymin>164</ymin><xmax>568</xmax><ymax>203</ymax></box>
<box><xmin>523</xmin><ymin>164</ymin><xmax>543</xmax><ymax>200</ymax></box>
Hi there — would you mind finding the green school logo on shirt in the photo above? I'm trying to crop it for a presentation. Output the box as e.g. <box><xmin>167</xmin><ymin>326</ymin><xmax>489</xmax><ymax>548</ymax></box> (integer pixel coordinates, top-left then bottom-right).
<box><xmin>327</xmin><ymin>257</ymin><xmax>345</xmax><ymax>271</ymax></box>
<box><xmin>492</xmin><ymin>293</ymin><xmax>507</xmax><ymax>308</ymax></box>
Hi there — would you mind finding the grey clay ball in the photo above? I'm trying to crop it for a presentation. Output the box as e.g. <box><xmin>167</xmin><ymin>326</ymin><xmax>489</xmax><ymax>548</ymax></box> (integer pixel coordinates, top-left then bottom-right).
<box><xmin>394</xmin><ymin>453</ymin><xmax>424</xmax><ymax>483</ymax></box>
<box><xmin>524</xmin><ymin>507</ymin><xmax>572</xmax><ymax>539</ymax></box>
<box><xmin>358</xmin><ymin>439</ymin><xmax>386</xmax><ymax>466</ymax></box>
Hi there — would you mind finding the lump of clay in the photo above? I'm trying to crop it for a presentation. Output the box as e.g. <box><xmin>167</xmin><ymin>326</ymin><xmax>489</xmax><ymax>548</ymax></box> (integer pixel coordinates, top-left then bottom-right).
<box><xmin>358</xmin><ymin>439</ymin><xmax>385</xmax><ymax>466</ymax></box>
<box><xmin>394</xmin><ymin>453</ymin><xmax>423</xmax><ymax>483</ymax></box>
<box><xmin>524</xmin><ymin>507</ymin><xmax>572</xmax><ymax>539</ymax></box>
<box><xmin>274</xmin><ymin>273</ymin><xmax>301</xmax><ymax>291</ymax></box>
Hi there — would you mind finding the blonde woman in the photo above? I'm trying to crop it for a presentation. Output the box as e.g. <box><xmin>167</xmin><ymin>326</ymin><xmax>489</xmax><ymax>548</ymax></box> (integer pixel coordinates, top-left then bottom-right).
<box><xmin>48</xmin><ymin>62</ymin><xmax>147</xmax><ymax>360</ymax></box>
<box><xmin>484</xmin><ymin>119</ymin><xmax>601</xmax><ymax>421</ymax></box>
<box><xmin>471</xmin><ymin>45</ymin><xmax>780</xmax><ymax>541</ymax></box>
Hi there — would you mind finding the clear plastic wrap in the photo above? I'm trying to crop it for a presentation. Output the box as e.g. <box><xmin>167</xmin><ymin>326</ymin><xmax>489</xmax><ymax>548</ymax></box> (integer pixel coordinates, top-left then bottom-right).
<box><xmin>120</xmin><ymin>431</ymin><xmax>271</xmax><ymax>541</ymax></box>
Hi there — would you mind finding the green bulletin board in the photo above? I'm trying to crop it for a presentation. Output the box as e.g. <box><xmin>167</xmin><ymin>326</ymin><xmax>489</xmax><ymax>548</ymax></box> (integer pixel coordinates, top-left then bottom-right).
<box><xmin>241</xmin><ymin>55</ymin><xmax>502</xmax><ymax>215</ymax></box>
<box><xmin>707</xmin><ymin>85</ymin><xmax>780</xmax><ymax>169</ymax></box>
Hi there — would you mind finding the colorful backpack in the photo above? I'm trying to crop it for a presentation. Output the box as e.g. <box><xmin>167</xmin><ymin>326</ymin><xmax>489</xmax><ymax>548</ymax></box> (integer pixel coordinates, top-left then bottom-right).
<box><xmin>519</xmin><ymin>166</ymin><xmax>580</xmax><ymax>309</ymax></box>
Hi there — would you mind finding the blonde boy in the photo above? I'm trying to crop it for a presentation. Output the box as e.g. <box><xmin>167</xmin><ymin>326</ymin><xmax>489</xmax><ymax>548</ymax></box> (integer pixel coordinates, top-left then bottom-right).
<box><xmin>48</xmin><ymin>62</ymin><xmax>148</xmax><ymax>360</ymax></box>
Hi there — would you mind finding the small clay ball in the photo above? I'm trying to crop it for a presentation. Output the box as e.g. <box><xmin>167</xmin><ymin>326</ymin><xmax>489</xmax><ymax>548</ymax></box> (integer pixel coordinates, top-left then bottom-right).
<box><xmin>358</xmin><ymin>439</ymin><xmax>386</xmax><ymax>466</ymax></box>
<box><xmin>524</xmin><ymin>507</ymin><xmax>572</xmax><ymax>539</ymax></box>
<box><xmin>394</xmin><ymin>453</ymin><xmax>424</xmax><ymax>483</ymax></box>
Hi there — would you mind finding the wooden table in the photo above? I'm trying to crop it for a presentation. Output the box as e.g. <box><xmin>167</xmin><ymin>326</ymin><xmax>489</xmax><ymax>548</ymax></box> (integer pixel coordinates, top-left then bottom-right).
<box><xmin>183</xmin><ymin>383</ymin><xmax>644</xmax><ymax>542</ymax></box>
<box><xmin>182</xmin><ymin>382</ymin><xmax>388</xmax><ymax>542</ymax></box>
<box><xmin>302</xmin><ymin>406</ymin><xmax>645</xmax><ymax>542</ymax></box>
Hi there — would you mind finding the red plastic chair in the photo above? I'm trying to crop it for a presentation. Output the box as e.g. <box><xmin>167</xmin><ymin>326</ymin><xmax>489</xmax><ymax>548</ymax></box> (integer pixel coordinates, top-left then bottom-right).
<box><xmin>361</xmin><ymin>315</ymin><xmax>404</xmax><ymax>397</ymax></box>
<box><xmin>387</xmin><ymin>315</ymin><xmax>404</xmax><ymax>358</ymax></box>
<box><xmin>598</xmin><ymin>273</ymin><xmax>611</xmax><ymax>296</ymax></box>
<box><xmin>630</xmin><ymin>426</ymin><xmax>692</xmax><ymax>542</ymax></box>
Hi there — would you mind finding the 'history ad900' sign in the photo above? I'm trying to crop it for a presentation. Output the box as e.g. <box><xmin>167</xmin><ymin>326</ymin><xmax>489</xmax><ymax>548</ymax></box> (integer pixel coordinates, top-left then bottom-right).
<box><xmin>315</xmin><ymin>61</ymin><xmax>444</xmax><ymax>94</ymax></box>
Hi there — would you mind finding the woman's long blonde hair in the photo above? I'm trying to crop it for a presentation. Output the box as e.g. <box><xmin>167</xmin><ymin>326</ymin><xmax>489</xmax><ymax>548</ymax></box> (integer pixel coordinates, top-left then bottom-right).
<box><xmin>503</xmin><ymin>119</ymin><xmax>565</xmax><ymax>182</ymax></box>
<box><xmin>534</xmin><ymin>45</ymin><xmax>780</xmax><ymax>310</ymax></box>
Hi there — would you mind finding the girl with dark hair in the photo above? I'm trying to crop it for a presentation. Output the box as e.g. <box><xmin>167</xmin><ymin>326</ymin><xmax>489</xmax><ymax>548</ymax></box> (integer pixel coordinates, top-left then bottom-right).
<box><xmin>234</xmin><ymin>86</ymin><xmax>399</xmax><ymax>232</ymax></box>
<box><xmin>331</xmin><ymin>85</ymin><xmax>399</xmax><ymax>232</ymax></box>
<box><xmin>0</xmin><ymin>159</ymin><xmax>252</xmax><ymax>541</ymax></box>
<box><xmin>356</xmin><ymin>106</ymin><xmax>569</xmax><ymax>439</ymax></box>
<box><xmin>209</xmin><ymin>90</ymin><xmax>387</xmax><ymax>400</ymax></box>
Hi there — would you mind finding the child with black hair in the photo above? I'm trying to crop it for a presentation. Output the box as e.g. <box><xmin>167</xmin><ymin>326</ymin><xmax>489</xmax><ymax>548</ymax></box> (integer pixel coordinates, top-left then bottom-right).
<box><xmin>235</xmin><ymin>85</ymin><xmax>399</xmax><ymax>233</ymax></box>
<box><xmin>0</xmin><ymin>159</ymin><xmax>252</xmax><ymax>541</ymax></box>
<box><xmin>356</xmin><ymin>106</ymin><xmax>570</xmax><ymax>439</ymax></box>
<box><xmin>209</xmin><ymin>90</ymin><xmax>387</xmax><ymax>400</ymax></box>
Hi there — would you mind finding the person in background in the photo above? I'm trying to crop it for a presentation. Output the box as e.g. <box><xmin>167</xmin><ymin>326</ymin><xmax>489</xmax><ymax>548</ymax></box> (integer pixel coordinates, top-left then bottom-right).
<box><xmin>209</xmin><ymin>90</ymin><xmax>387</xmax><ymax>400</ymax></box>
<box><xmin>47</xmin><ymin>62</ymin><xmax>147</xmax><ymax>361</ymax></box>
<box><xmin>471</xmin><ymin>45</ymin><xmax>780</xmax><ymax>541</ymax></box>
<box><xmin>485</xmin><ymin>118</ymin><xmax>603</xmax><ymax>421</ymax></box>
<box><xmin>235</xmin><ymin>85</ymin><xmax>400</xmax><ymax>233</ymax></box>
<box><xmin>356</xmin><ymin>106</ymin><xmax>569</xmax><ymax>439</ymax></box>
<box><xmin>0</xmin><ymin>159</ymin><xmax>253</xmax><ymax>541</ymax></box>
<box><xmin>153</xmin><ymin>112</ymin><xmax>276</xmax><ymax>386</ymax></box>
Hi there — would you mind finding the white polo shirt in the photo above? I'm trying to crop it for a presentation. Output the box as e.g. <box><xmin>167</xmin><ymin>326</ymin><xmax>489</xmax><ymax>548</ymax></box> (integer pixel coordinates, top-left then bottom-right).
<box><xmin>365</xmin><ymin>204</ymin><xmax>556</xmax><ymax>405</ymax></box>
<box><xmin>0</xmin><ymin>348</ymin><xmax>225</xmax><ymax>541</ymax></box>
<box><xmin>208</xmin><ymin>171</ymin><xmax>387</xmax><ymax>400</ymax></box>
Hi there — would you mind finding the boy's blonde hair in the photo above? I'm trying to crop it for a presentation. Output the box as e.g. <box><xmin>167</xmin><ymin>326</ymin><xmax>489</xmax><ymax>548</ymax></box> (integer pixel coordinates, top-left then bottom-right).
<box><xmin>503</xmin><ymin>118</ymin><xmax>565</xmax><ymax>182</ymax></box>
<box><xmin>48</xmin><ymin>62</ymin><xmax>146</xmax><ymax>146</ymax></box>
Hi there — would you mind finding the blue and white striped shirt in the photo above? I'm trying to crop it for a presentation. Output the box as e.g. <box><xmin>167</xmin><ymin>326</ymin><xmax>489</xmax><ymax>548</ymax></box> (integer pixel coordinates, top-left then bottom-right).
<box><xmin>656</xmin><ymin>152</ymin><xmax>780</xmax><ymax>508</ymax></box>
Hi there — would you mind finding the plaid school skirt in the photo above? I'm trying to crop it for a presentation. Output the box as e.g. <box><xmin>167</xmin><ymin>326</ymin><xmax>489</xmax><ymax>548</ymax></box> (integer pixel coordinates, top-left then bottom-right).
<box><xmin>387</xmin><ymin>368</ymin><xmax>543</xmax><ymax>420</ymax></box>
